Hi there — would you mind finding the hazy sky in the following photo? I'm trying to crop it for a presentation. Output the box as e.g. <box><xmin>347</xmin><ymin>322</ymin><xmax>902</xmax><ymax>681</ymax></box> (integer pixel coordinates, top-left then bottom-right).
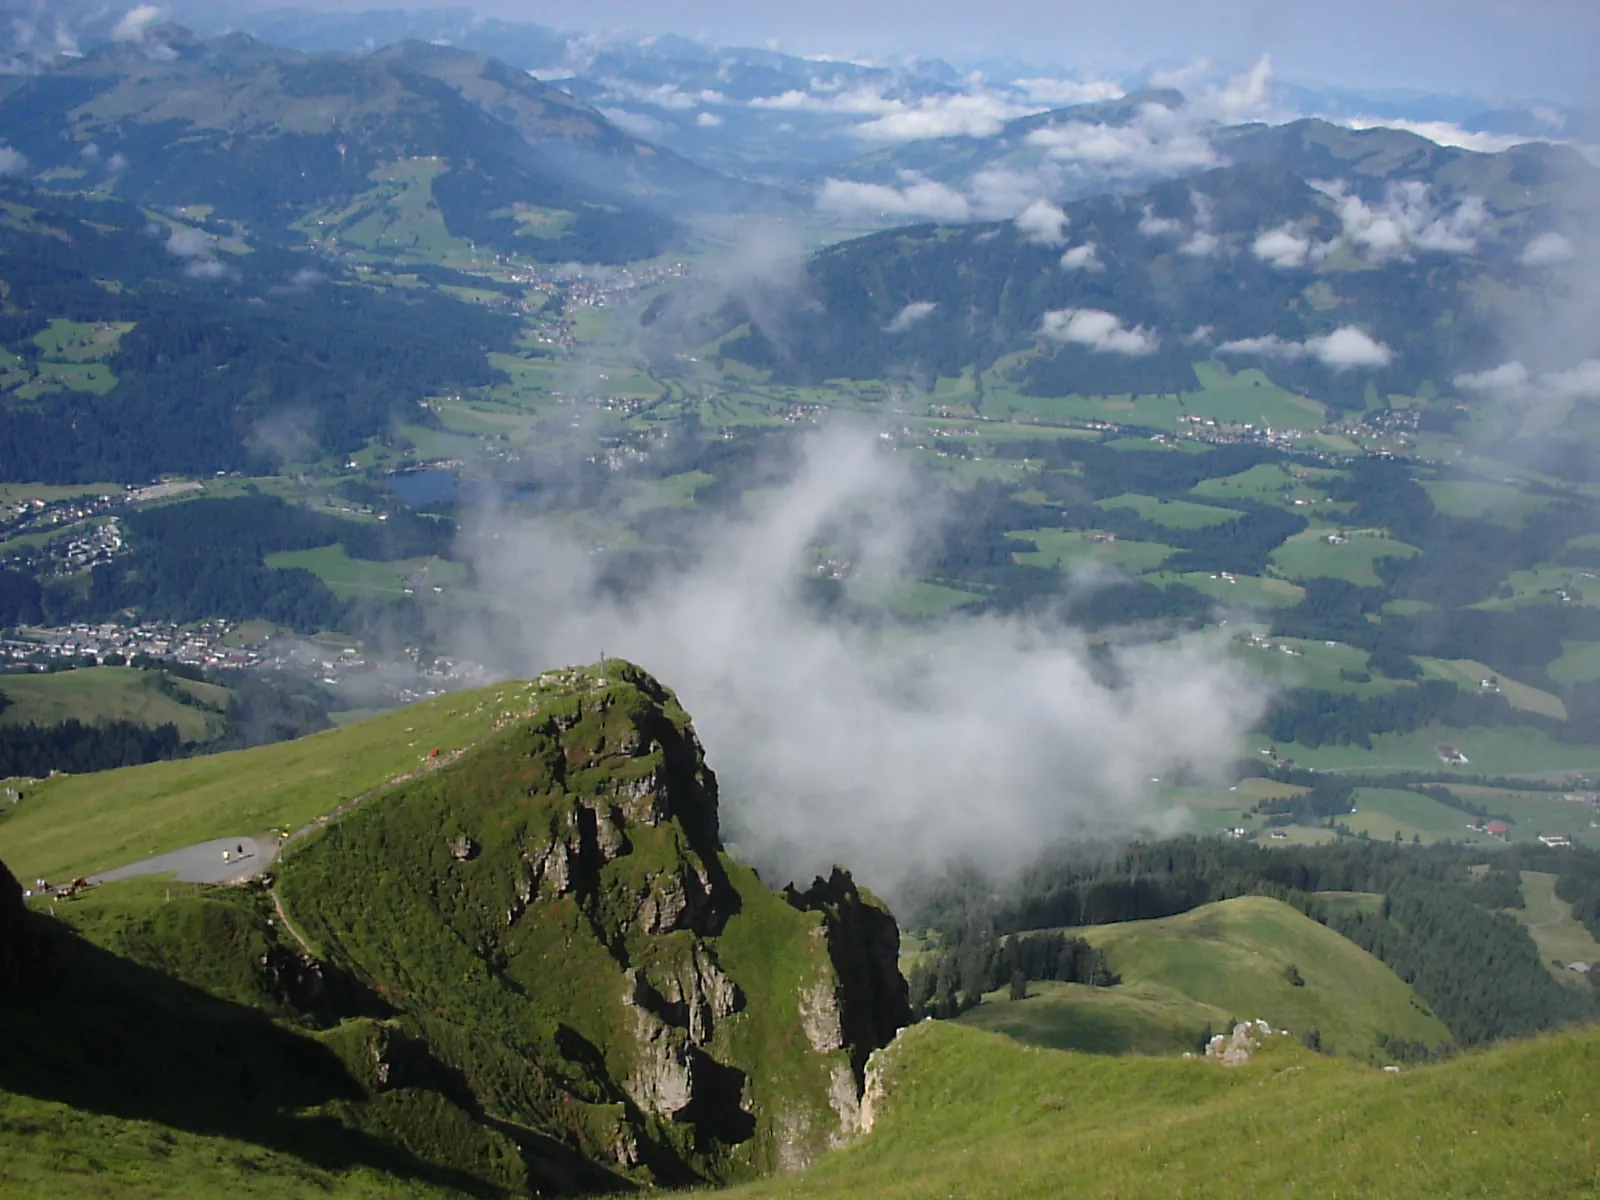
<box><xmin>274</xmin><ymin>0</ymin><xmax>1599</xmax><ymax>101</ymax></box>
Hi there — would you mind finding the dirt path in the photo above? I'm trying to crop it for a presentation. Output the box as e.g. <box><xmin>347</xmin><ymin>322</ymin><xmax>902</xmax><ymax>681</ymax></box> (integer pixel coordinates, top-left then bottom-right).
<box><xmin>269</xmin><ymin>885</ymin><xmax>315</xmax><ymax>957</ymax></box>
<box><xmin>280</xmin><ymin>746</ymin><xmax>468</xmax><ymax>846</ymax></box>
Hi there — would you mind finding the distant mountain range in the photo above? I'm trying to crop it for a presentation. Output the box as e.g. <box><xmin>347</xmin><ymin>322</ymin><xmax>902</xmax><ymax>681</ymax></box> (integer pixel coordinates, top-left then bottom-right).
<box><xmin>713</xmin><ymin>130</ymin><xmax>1597</xmax><ymax>412</ymax></box>
<box><xmin>0</xmin><ymin>24</ymin><xmax>775</xmax><ymax>260</ymax></box>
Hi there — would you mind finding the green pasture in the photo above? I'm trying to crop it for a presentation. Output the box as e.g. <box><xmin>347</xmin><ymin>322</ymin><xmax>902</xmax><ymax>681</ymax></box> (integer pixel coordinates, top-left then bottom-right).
<box><xmin>302</xmin><ymin>158</ymin><xmax>479</xmax><ymax>263</ymax></box>
<box><xmin>1270</xmin><ymin>527</ymin><xmax>1420</xmax><ymax>585</ymax></box>
<box><xmin>1415</xmin><ymin>657</ymin><xmax>1567</xmax><ymax>719</ymax></box>
<box><xmin>1449</xmin><ymin>788</ymin><xmax>1600</xmax><ymax>847</ymax></box>
<box><xmin>1477</xmin><ymin>565</ymin><xmax>1600</xmax><ymax>610</ymax></box>
<box><xmin>1510</xmin><ymin>871</ymin><xmax>1600</xmax><ymax>976</ymax></box>
<box><xmin>1190</xmin><ymin>462</ymin><xmax>1344</xmax><ymax>503</ymax></box>
<box><xmin>957</xmin><ymin>979</ymin><xmax>1221</xmax><ymax>1056</ymax></box>
<box><xmin>1012</xmin><ymin>529</ymin><xmax>1175</xmax><ymax>573</ymax></box>
<box><xmin>1252</xmin><ymin>725</ymin><xmax>1600</xmax><ymax>779</ymax></box>
<box><xmin>885</xmin><ymin>578</ymin><xmax>985</xmax><ymax>617</ymax></box>
<box><xmin>1182</xmin><ymin>362</ymin><xmax>1327</xmax><ymax>431</ymax></box>
<box><xmin>1254</xmin><ymin>825</ymin><xmax>1340</xmax><ymax>846</ymax></box>
<box><xmin>1421</xmin><ymin>479</ymin><xmax>1554</xmax><ymax>526</ymax></box>
<box><xmin>1342</xmin><ymin>787</ymin><xmax>1481</xmax><ymax>844</ymax></box>
<box><xmin>0</xmin><ymin>668</ymin><xmax>225</xmax><ymax>742</ymax></box>
<box><xmin>1079</xmin><ymin>896</ymin><xmax>1450</xmax><ymax>1058</ymax></box>
<box><xmin>1232</xmin><ymin>635</ymin><xmax>1397</xmax><ymax>694</ymax></box>
<box><xmin>1097</xmin><ymin>493</ymin><xmax>1240</xmax><ymax>528</ymax></box>
<box><xmin>0</xmin><ymin>681</ymin><xmax>546</xmax><ymax>882</ymax></box>
<box><xmin>1153</xmin><ymin>570</ymin><xmax>1306</xmax><ymax>608</ymax></box>
<box><xmin>263</xmin><ymin>545</ymin><xmax>466</xmax><ymax>600</ymax></box>
<box><xmin>32</xmin><ymin>318</ymin><xmax>134</xmax><ymax>362</ymax></box>
<box><xmin>1548</xmin><ymin>640</ymin><xmax>1600</xmax><ymax>687</ymax></box>
<box><xmin>711</xmin><ymin>1023</ymin><xmax>1599</xmax><ymax>1200</ymax></box>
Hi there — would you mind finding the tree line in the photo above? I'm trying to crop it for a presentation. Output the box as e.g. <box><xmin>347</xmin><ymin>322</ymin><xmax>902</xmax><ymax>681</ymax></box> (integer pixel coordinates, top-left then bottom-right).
<box><xmin>906</xmin><ymin>929</ymin><xmax>1119</xmax><ymax>1019</ymax></box>
<box><xmin>901</xmin><ymin>837</ymin><xmax>1597</xmax><ymax>1047</ymax></box>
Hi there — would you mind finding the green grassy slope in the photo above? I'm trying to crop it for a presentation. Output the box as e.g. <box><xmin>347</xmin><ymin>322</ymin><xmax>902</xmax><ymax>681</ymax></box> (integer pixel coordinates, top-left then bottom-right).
<box><xmin>0</xmin><ymin>1091</ymin><xmax>475</xmax><ymax>1200</ymax></box>
<box><xmin>273</xmin><ymin>662</ymin><xmax>899</xmax><ymax>1184</ymax></box>
<box><xmin>0</xmin><ymin>667</ymin><xmax>227</xmax><ymax>741</ymax></box>
<box><xmin>0</xmin><ymin>681</ymin><xmax>542</xmax><ymax>881</ymax></box>
<box><xmin>996</xmin><ymin>897</ymin><xmax>1451</xmax><ymax>1059</ymax></box>
<box><xmin>1512</xmin><ymin>871</ymin><xmax>1600</xmax><ymax>979</ymax></box>
<box><xmin>3</xmin><ymin>662</ymin><xmax>907</xmax><ymax>1195</ymax></box>
<box><xmin>710</xmin><ymin>1020</ymin><xmax>1600</xmax><ymax>1200</ymax></box>
<box><xmin>958</xmin><ymin>978</ymin><xmax>1227</xmax><ymax>1055</ymax></box>
<box><xmin>2</xmin><ymin>880</ymin><xmax>524</xmax><ymax>1200</ymax></box>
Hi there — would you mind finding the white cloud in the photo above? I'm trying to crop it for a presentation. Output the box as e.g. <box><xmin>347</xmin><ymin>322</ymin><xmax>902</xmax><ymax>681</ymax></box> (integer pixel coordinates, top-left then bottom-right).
<box><xmin>1211</xmin><ymin>55</ymin><xmax>1274</xmax><ymax>122</ymax></box>
<box><xmin>165</xmin><ymin>228</ymin><xmax>215</xmax><ymax>258</ymax></box>
<box><xmin>743</xmin><ymin>79</ymin><xmax>1042</xmax><ymax>142</ymax></box>
<box><xmin>112</xmin><ymin>5</ymin><xmax>165</xmax><ymax>42</ymax></box>
<box><xmin>464</xmin><ymin>427</ymin><xmax>1268</xmax><ymax>887</ymax></box>
<box><xmin>0</xmin><ymin>146</ymin><xmax>26</xmax><ymax>176</ymax></box>
<box><xmin>1059</xmin><ymin>242</ymin><xmax>1103</xmax><ymax>271</ymax></box>
<box><xmin>1014</xmin><ymin>77</ymin><xmax>1126</xmax><ymax>107</ymax></box>
<box><xmin>600</xmin><ymin>78</ymin><xmax>725</xmax><ymax>112</ymax></box>
<box><xmin>885</xmin><ymin>301</ymin><xmax>938</xmax><ymax>333</ymax></box>
<box><xmin>1253</xmin><ymin>224</ymin><xmax>1313</xmax><ymax>269</ymax></box>
<box><xmin>695</xmin><ymin>111</ymin><xmax>724</xmax><ymax>128</ymax></box>
<box><xmin>966</xmin><ymin>168</ymin><xmax>1053</xmax><ymax>221</ymax></box>
<box><xmin>1178</xmin><ymin>191</ymin><xmax>1221</xmax><ymax>257</ymax></box>
<box><xmin>852</xmin><ymin>91</ymin><xmax>1031</xmax><ymax>141</ymax></box>
<box><xmin>1520</xmin><ymin>232</ymin><xmax>1575</xmax><ymax>267</ymax></box>
<box><xmin>183</xmin><ymin>259</ymin><xmax>229</xmax><ymax>280</ymax></box>
<box><xmin>1040</xmin><ymin>308</ymin><xmax>1158</xmax><ymax>356</ymax></box>
<box><xmin>599</xmin><ymin>106</ymin><xmax>664</xmax><ymax>139</ymax></box>
<box><xmin>1219</xmin><ymin>326</ymin><xmax>1394</xmax><ymax>371</ymax></box>
<box><xmin>107</xmin><ymin>152</ymin><xmax>128</xmax><ymax>172</ymax></box>
<box><xmin>1139</xmin><ymin>205</ymin><xmax>1183</xmax><ymax>238</ymax></box>
<box><xmin>1026</xmin><ymin>105</ymin><xmax>1220</xmax><ymax>179</ymax></box>
<box><xmin>1014</xmin><ymin>198</ymin><xmax>1069</xmax><ymax>247</ymax></box>
<box><xmin>1456</xmin><ymin>360</ymin><xmax>1600</xmax><ymax>403</ymax></box>
<box><xmin>1317</xmin><ymin>179</ymin><xmax>1488</xmax><ymax>261</ymax></box>
<box><xmin>1311</xmin><ymin>327</ymin><xmax>1395</xmax><ymax>369</ymax></box>
<box><xmin>816</xmin><ymin>173</ymin><xmax>970</xmax><ymax>222</ymax></box>
<box><xmin>1454</xmin><ymin>361</ymin><xmax>1531</xmax><ymax>393</ymax></box>
<box><xmin>1336</xmin><ymin>116</ymin><xmax>1544</xmax><ymax>154</ymax></box>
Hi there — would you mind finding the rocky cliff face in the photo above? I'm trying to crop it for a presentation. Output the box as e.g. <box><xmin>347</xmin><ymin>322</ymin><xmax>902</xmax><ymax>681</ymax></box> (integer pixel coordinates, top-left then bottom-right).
<box><xmin>274</xmin><ymin>661</ymin><xmax>908</xmax><ymax>1190</ymax></box>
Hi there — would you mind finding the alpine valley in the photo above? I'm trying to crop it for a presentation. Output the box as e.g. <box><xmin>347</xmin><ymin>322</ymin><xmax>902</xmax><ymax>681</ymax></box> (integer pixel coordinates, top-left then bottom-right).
<box><xmin>2</xmin><ymin>9</ymin><xmax>1600</xmax><ymax>1200</ymax></box>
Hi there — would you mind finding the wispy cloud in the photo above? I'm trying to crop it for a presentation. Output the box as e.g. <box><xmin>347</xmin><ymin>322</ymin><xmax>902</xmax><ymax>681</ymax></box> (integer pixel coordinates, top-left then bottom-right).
<box><xmin>1014</xmin><ymin>198</ymin><xmax>1069</xmax><ymax>246</ymax></box>
<box><xmin>1059</xmin><ymin>241</ymin><xmax>1103</xmax><ymax>271</ymax></box>
<box><xmin>111</xmin><ymin>4</ymin><xmax>165</xmax><ymax>43</ymax></box>
<box><xmin>1519</xmin><ymin>231</ymin><xmax>1576</xmax><ymax>267</ymax></box>
<box><xmin>1252</xmin><ymin>223</ymin><xmax>1318</xmax><ymax>269</ymax></box>
<box><xmin>462</xmin><ymin>427</ymin><xmax>1267</xmax><ymax>887</ymax></box>
<box><xmin>816</xmin><ymin>172</ymin><xmax>971</xmax><ymax>221</ymax></box>
<box><xmin>1455</xmin><ymin>360</ymin><xmax>1600</xmax><ymax>404</ymax></box>
<box><xmin>885</xmin><ymin>301</ymin><xmax>937</xmax><ymax>333</ymax></box>
<box><xmin>1219</xmin><ymin>326</ymin><xmax>1394</xmax><ymax>370</ymax></box>
<box><xmin>1316</xmin><ymin>179</ymin><xmax>1488</xmax><ymax>261</ymax></box>
<box><xmin>1040</xmin><ymin>308</ymin><xmax>1158</xmax><ymax>356</ymax></box>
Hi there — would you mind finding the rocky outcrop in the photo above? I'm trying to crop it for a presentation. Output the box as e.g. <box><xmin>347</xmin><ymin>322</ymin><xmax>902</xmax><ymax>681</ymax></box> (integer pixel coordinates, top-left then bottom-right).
<box><xmin>276</xmin><ymin>661</ymin><xmax>911</xmax><ymax>1191</ymax></box>
<box><xmin>1203</xmin><ymin>1019</ymin><xmax>1281</xmax><ymax>1066</ymax></box>
<box><xmin>786</xmin><ymin>868</ymin><xmax>912</xmax><ymax>1083</ymax></box>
